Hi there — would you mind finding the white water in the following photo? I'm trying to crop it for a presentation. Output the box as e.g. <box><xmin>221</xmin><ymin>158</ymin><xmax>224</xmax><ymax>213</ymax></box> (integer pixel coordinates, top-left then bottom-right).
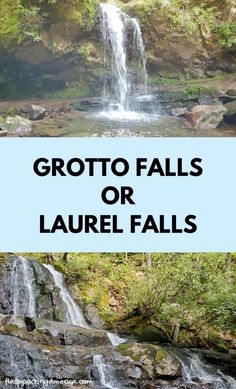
<box><xmin>100</xmin><ymin>3</ymin><xmax>128</xmax><ymax>112</ymax></box>
<box><xmin>93</xmin><ymin>355</ymin><xmax>118</xmax><ymax>389</ymax></box>
<box><xmin>131</xmin><ymin>17</ymin><xmax>148</xmax><ymax>91</ymax></box>
<box><xmin>181</xmin><ymin>351</ymin><xmax>236</xmax><ymax>389</ymax></box>
<box><xmin>12</xmin><ymin>256</ymin><xmax>37</xmax><ymax>317</ymax></box>
<box><xmin>44</xmin><ymin>264</ymin><xmax>89</xmax><ymax>327</ymax></box>
<box><xmin>99</xmin><ymin>3</ymin><xmax>148</xmax><ymax>119</ymax></box>
<box><xmin>43</xmin><ymin>264</ymin><xmax>128</xmax><ymax>347</ymax></box>
<box><xmin>107</xmin><ymin>332</ymin><xmax>126</xmax><ymax>346</ymax></box>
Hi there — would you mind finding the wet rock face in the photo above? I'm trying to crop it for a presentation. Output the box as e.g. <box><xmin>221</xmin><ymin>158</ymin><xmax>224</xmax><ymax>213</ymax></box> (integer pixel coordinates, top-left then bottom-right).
<box><xmin>0</xmin><ymin>335</ymin><xmax>48</xmax><ymax>382</ymax></box>
<box><xmin>0</xmin><ymin>315</ymin><xmax>152</xmax><ymax>388</ymax></box>
<box><xmin>0</xmin><ymin>256</ymin><xmax>67</xmax><ymax>322</ymax></box>
<box><xmin>0</xmin><ymin>334</ymin><xmax>97</xmax><ymax>386</ymax></box>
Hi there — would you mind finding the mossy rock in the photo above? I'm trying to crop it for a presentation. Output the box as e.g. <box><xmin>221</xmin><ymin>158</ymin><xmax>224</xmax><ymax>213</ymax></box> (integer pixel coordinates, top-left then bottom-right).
<box><xmin>155</xmin><ymin>348</ymin><xmax>168</xmax><ymax>363</ymax></box>
<box><xmin>117</xmin><ymin>342</ymin><xmax>182</xmax><ymax>378</ymax></box>
<box><xmin>208</xmin><ymin>334</ymin><xmax>229</xmax><ymax>353</ymax></box>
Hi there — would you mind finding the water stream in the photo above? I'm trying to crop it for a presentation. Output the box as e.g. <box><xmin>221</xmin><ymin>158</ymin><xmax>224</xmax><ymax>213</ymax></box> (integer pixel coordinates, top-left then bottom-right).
<box><xmin>93</xmin><ymin>354</ymin><xmax>118</xmax><ymax>389</ymax></box>
<box><xmin>174</xmin><ymin>348</ymin><xmax>236</xmax><ymax>389</ymax></box>
<box><xmin>99</xmin><ymin>3</ymin><xmax>148</xmax><ymax>118</ymax></box>
<box><xmin>43</xmin><ymin>264</ymin><xmax>89</xmax><ymax>328</ymax></box>
<box><xmin>12</xmin><ymin>256</ymin><xmax>37</xmax><ymax>317</ymax></box>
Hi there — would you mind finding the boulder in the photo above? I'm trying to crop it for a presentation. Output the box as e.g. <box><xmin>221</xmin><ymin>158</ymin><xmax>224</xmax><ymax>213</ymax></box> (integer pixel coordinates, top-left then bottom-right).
<box><xmin>127</xmin><ymin>367</ymin><xmax>142</xmax><ymax>379</ymax></box>
<box><xmin>21</xmin><ymin>104</ymin><xmax>46</xmax><ymax>120</ymax></box>
<box><xmin>84</xmin><ymin>303</ymin><xmax>106</xmax><ymax>329</ymax></box>
<box><xmin>0</xmin><ymin>130</ymin><xmax>8</xmax><ymax>137</ymax></box>
<box><xmin>0</xmin><ymin>314</ymin><xmax>110</xmax><ymax>347</ymax></box>
<box><xmin>187</xmin><ymin>104</ymin><xmax>227</xmax><ymax>129</ymax></box>
<box><xmin>3</xmin><ymin>115</ymin><xmax>32</xmax><ymax>133</ymax></box>
<box><xmin>224</xmin><ymin>100</ymin><xmax>236</xmax><ymax>124</ymax></box>
<box><xmin>226</xmin><ymin>89</ymin><xmax>236</xmax><ymax>97</ymax></box>
<box><xmin>171</xmin><ymin>107</ymin><xmax>188</xmax><ymax>117</ymax></box>
<box><xmin>33</xmin><ymin>317</ymin><xmax>110</xmax><ymax>347</ymax></box>
<box><xmin>117</xmin><ymin>342</ymin><xmax>182</xmax><ymax>379</ymax></box>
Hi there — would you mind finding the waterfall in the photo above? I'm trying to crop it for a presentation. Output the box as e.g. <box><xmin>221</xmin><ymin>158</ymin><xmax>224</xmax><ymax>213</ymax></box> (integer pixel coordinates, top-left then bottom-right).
<box><xmin>43</xmin><ymin>265</ymin><xmax>127</xmax><ymax>345</ymax></box>
<box><xmin>12</xmin><ymin>256</ymin><xmax>37</xmax><ymax>318</ymax></box>
<box><xmin>93</xmin><ymin>355</ymin><xmax>118</xmax><ymax>389</ymax></box>
<box><xmin>43</xmin><ymin>264</ymin><xmax>89</xmax><ymax>328</ymax></box>
<box><xmin>106</xmin><ymin>332</ymin><xmax>126</xmax><ymax>346</ymax></box>
<box><xmin>131</xmin><ymin>17</ymin><xmax>148</xmax><ymax>92</ymax></box>
<box><xmin>178</xmin><ymin>349</ymin><xmax>236</xmax><ymax>389</ymax></box>
<box><xmin>100</xmin><ymin>3</ymin><xmax>128</xmax><ymax>112</ymax></box>
<box><xmin>10</xmin><ymin>257</ymin><xmax>126</xmax><ymax>345</ymax></box>
<box><xmin>99</xmin><ymin>3</ymin><xmax>148</xmax><ymax>116</ymax></box>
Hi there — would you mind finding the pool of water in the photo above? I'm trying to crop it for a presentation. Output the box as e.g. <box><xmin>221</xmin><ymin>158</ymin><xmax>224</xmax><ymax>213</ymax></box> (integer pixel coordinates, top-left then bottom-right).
<box><xmin>30</xmin><ymin>111</ymin><xmax>236</xmax><ymax>138</ymax></box>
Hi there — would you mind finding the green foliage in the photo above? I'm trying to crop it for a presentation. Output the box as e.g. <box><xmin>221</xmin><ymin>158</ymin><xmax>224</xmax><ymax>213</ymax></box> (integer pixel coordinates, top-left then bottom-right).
<box><xmin>125</xmin><ymin>0</ymin><xmax>162</xmax><ymax>27</ymax></box>
<box><xmin>166</xmin><ymin>0</ymin><xmax>216</xmax><ymax>36</ymax></box>
<box><xmin>183</xmin><ymin>85</ymin><xmax>204</xmax><ymax>99</ymax></box>
<box><xmin>126</xmin><ymin>253</ymin><xmax>236</xmax><ymax>335</ymax></box>
<box><xmin>0</xmin><ymin>0</ymin><xmax>98</xmax><ymax>45</ymax></box>
<box><xmin>216</xmin><ymin>23</ymin><xmax>236</xmax><ymax>48</ymax></box>
<box><xmin>11</xmin><ymin>252</ymin><xmax>235</xmax><ymax>342</ymax></box>
<box><xmin>0</xmin><ymin>0</ymin><xmax>22</xmax><ymax>43</ymax></box>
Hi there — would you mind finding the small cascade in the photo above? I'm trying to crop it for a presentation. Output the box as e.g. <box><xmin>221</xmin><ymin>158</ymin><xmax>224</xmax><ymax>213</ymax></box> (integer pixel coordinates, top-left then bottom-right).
<box><xmin>93</xmin><ymin>354</ymin><xmax>118</xmax><ymax>389</ymax></box>
<box><xmin>12</xmin><ymin>256</ymin><xmax>37</xmax><ymax>317</ymax></box>
<box><xmin>99</xmin><ymin>3</ymin><xmax>148</xmax><ymax>117</ymax></box>
<box><xmin>43</xmin><ymin>264</ymin><xmax>89</xmax><ymax>328</ymax></box>
<box><xmin>177</xmin><ymin>349</ymin><xmax>236</xmax><ymax>389</ymax></box>
<box><xmin>131</xmin><ymin>17</ymin><xmax>148</xmax><ymax>91</ymax></box>
<box><xmin>106</xmin><ymin>332</ymin><xmax>126</xmax><ymax>346</ymax></box>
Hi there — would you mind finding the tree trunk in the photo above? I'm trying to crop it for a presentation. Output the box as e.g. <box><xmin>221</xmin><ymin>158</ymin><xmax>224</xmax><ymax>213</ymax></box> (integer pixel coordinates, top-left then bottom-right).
<box><xmin>173</xmin><ymin>322</ymin><xmax>180</xmax><ymax>345</ymax></box>
<box><xmin>227</xmin><ymin>252</ymin><xmax>232</xmax><ymax>285</ymax></box>
<box><xmin>146</xmin><ymin>253</ymin><xmax>152</xmax><ymax>271</ymax></box>
<box><xmin>46</xmin><ymin>253</ymin><xmax>54</xmax><ymax>263</ymax></box>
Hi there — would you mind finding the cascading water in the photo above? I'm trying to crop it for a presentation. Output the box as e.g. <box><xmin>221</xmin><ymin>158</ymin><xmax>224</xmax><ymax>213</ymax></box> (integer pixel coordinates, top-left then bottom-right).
<box><xmin>44</xmin><ymin>265</ymin><xmax>127</xmax><ymax>347</ymax></box>
<box><xmin>93</xmin><ymin>354</ymin><xmax>118</xmax><ymax>389</ymax></box>
<box><xmin>131</xmin><ymin>17</ymin><xmax>148</xmax><ymax>91</ymax></box>
<box><xmin>43</xmin><ymin>264</ymin><xmax>89</xmax><ymax>328</ymax></box>
<box><xmin>12</xmin><ymin>256</ymin><xmax>37</xmax><ymax>317</ymax></box>
<box><xmin>176</xmin><ymin>349</ymin><xmax>236</xmax><ymax>389</ymax></box>
<box><xmin>99</xmin><ymin>3</ymin><xmax>148</xmax><ymax>118</ymax></box>
<box><xmin>106</xmin><ymin>332</ymin><xmax>126</xmax><ymax>346</ymax></box>
<box><xmin>100</xmin><ymin>3</ymin><xmax>128</xmax><ymax>112</ymax></box>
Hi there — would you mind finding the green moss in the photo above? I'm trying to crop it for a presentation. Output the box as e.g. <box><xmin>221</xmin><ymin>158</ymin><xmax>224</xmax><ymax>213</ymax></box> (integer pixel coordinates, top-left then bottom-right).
<box><xmin>117</xmin><ymin>343</ymin><xmax>142</xmax><ymax>362</ymax></box>
<box><xmin>208</xmin><ymin>334</ymin><xmax>229</xmax><ymax>353</ymax></box>
<box><xmin>155</xmin><ymin>348</ymin><xmax>168</xmax><ymax>364</ymax></box>
<box><xmin>117</xmin><ymin>343</ymin><xmax>130</xmax><ymax>352</ymax></box>
<box><xmin>183</xmin><ymin>85</ymin><xmax>204</xmax><ymax>99</ymax></box>
<box><xmin>50</xmin><ymin>0</ymin><xmax>99</xmax><ymax>29</ymax></box>
<box><xmin>45</xmin><ymin>83</ymin><xmax>93</xmax><ymax>99</ymax></box>
<box><xmin>0</xmin><ymin>253</ymin><xmax>6</xmax><ymax>267</ymax></box>
<box><xmin>4</xmin><ymin>323</ymin><xmax>18</xmax><ymax>333</ymax></box>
